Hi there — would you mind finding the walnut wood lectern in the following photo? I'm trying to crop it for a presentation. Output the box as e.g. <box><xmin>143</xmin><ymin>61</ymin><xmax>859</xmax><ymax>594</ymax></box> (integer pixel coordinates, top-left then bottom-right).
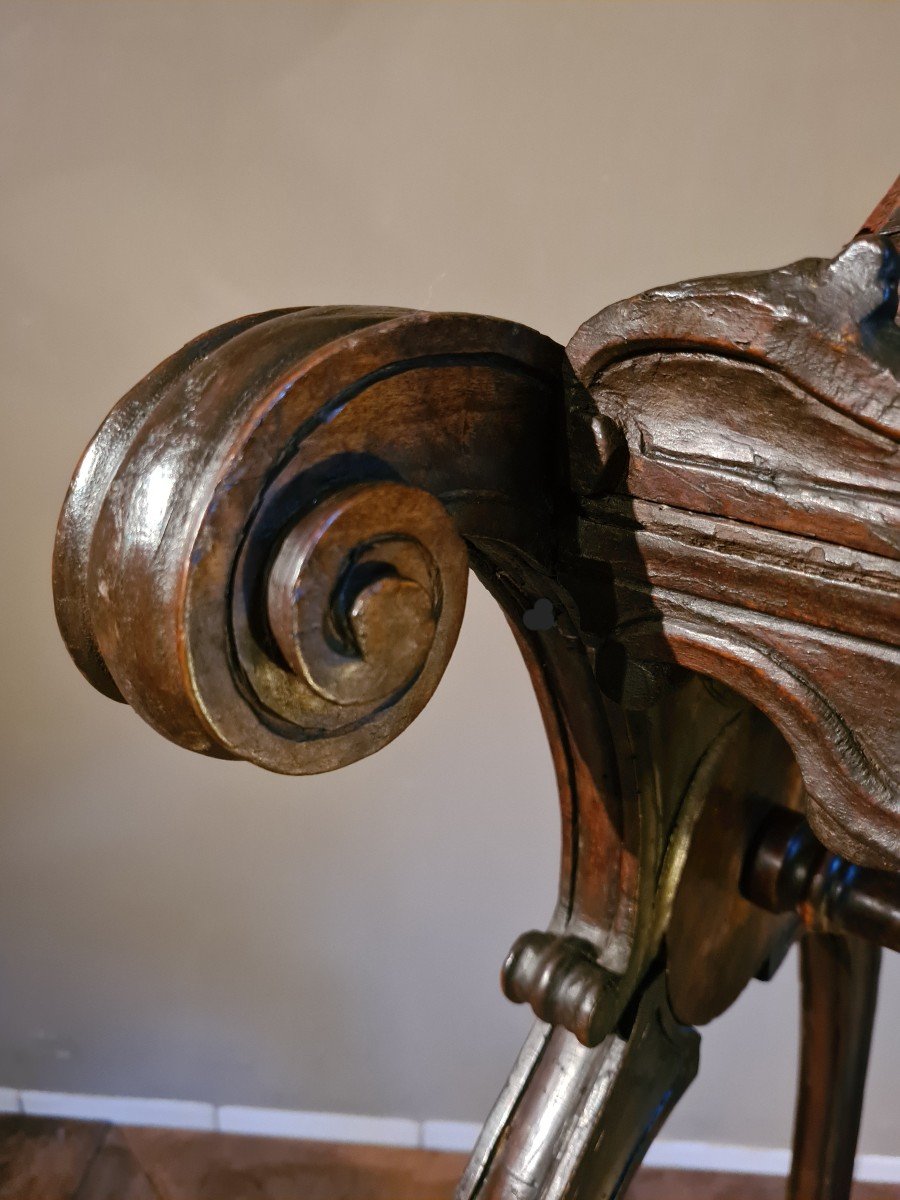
<box><xmin>53</xmin><ymin>180</ymin><xmax>900</xmax><ymax>1198</ymax></box>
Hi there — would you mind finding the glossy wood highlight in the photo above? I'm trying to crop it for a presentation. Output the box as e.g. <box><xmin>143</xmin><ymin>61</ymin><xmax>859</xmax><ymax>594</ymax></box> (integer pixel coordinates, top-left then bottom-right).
<box><xmin>52</xmin><ymin>178</ymin><xmax>900</xmax><ymax>1199</ymax></box>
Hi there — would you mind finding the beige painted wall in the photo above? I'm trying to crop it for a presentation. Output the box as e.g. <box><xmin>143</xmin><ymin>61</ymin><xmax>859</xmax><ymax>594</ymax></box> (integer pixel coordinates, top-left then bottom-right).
<box><xmin>1</xmin><ymin>0</ymin><xmax>897</xmax><ymax>1153</ymax></box>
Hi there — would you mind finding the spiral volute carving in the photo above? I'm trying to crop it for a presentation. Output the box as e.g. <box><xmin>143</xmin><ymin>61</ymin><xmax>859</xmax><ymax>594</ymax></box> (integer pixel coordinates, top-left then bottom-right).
<box><xmin>53</xmin><ymin>305</ymin><xmax>563</xmax><ymax>772</ymax></box>
<box><xmin>266</xmin><ymin>481</ymin><xmax>463</xmax><ymax>707</ymax></box>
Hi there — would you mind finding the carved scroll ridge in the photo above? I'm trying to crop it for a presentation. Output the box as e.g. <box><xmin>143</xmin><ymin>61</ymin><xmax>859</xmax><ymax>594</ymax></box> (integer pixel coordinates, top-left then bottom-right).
<box><xmin>568</xmin><ymin>237</ymin><xmax>900</xmax><ymax>439</ymax></box>
<box><xmin>54</xmin><ymin>306</ymin><xmax>567</xmax><ymax>774</ymax></box>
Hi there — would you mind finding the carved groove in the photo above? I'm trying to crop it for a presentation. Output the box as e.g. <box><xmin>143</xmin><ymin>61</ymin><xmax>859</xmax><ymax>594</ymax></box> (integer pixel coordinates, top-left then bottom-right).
<box><xmin>53</xmin><ymin>189</ymin><xmax>900</xmax><ymax>1200</ymax></box>
<box><xmin>54</xmin><ymin>306</ymin><xmax>564</xmax><ymax>773</ymax></box>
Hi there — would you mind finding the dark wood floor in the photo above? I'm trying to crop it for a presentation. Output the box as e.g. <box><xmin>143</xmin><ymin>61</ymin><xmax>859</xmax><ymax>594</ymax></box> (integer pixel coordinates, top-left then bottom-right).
<box><xmin>0</xmin><ymin>1115</ymin><xmax>894</xmax><ymax>1200</ymax></box>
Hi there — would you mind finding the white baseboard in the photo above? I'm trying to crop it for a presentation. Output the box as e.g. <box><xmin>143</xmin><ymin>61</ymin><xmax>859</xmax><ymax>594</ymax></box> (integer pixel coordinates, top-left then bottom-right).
<box><xmin>643</xmin><ymin>1140</ymin><xmax>900</xmax><ymax>1185</ymax></box>
<box><xmin>6</xmin><ymin>1088</ymin><xmax>899</xmax><ymax>1183</ymax></box>
<box><xmin>644</xmin><ymin>1139</ymin><xmax>790</xmax><ymax>1176</ymax></box>
<box><xmin>19</xmin><ymin>1089</ymin><xmax>215</xmax><ymax>1130</ymax></box>
<box><xmin>219</xmin><ymin>1105</ymin><xmax>419</xmax><ymax>1148</ymax></box>
<box><xmin>421</xmin><ymin>1118</ymin><xmax>483</xmax><ymax>1152</ymax></box>
<box><xmin>419</xmin><ymin>1123</ymin><xmax>899</xmax><ymax>1183</ymax></box>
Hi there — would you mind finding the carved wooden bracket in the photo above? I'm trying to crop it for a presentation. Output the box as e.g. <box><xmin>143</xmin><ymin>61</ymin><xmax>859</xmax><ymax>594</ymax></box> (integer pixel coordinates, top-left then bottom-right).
<box><xmin>53</xmin><ymin>179</ymin><xmax>900</xmax><ymax>1200</ymax></box>
<box><xmin>567</xmin><ymin>233</ymin><xmax>900</xmax><ymax>871</ymax></box>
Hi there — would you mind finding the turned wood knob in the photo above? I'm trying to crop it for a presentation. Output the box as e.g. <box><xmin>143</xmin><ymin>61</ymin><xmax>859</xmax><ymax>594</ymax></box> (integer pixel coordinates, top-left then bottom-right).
<box><xmin>742</xmin><ymin>805</ymin><xmax>900</xmax><ymax>953</ymax></box>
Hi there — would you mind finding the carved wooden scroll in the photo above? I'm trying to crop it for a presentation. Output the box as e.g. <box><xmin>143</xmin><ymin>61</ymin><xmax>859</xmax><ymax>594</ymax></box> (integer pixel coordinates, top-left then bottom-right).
<box><xmin>53</xmin><ymin>183</ymin><xmax>900</xmax><ymax>1200</ymax></box>
<box><xmin>54</xmin><ymin>308</ymin><xmax>563</xmax><ymax>771</ymax></box>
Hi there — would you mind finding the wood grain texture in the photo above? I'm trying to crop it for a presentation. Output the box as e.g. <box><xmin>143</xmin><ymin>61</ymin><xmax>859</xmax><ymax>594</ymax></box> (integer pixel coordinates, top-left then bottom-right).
<box><xmin>73</xmin><ymin>1129</ymin><xmax>158</xmax><ymax>1200</ymax></box>
<box><xmin>51</xmin><ymin>181</ymin><xmax>900</xmax><ymax>1199</ymax></box>
<box><xmin>0</xmin><ymin>1116</ymin><xmax>107</xmax><ymax>1200</ymax></box>
<box><xmin>0</xmin><ymin>1119</ymin><xmax>894</xmax><ymax>1200</ymax></box>
<box><xmin>566</xmin><ymin>235</ymin><xmax>900</xmax><ymax>872</ymax></box>
<box><xmin>122</xmin><ymin>1127</ymin><xmax>468</xmax><ymax>1200</ymax></box>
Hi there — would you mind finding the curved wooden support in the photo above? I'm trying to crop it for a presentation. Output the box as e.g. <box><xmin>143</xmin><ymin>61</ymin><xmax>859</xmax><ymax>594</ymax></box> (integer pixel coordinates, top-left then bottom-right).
<box><xmin>546</xmin><ymin>209</ymin><xmax>899</xmax><ymax>1195</ymax></box>
<box><xmin>52</xmin><ymin>181</ymin><xmax>899</xmax><ymax>1200</ymax></box>
<box><xmin>459</xmin><ymin>973</ymin><xmax>699</xmax><ymax>1200</ymax></box>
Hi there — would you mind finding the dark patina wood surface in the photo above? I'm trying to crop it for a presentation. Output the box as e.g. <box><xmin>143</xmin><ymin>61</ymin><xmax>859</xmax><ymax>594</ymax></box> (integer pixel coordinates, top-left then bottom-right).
<box><xmin>52</xmin><ymin>177</ymin><xmax>899</xmax><ymax>1199</ymax></box>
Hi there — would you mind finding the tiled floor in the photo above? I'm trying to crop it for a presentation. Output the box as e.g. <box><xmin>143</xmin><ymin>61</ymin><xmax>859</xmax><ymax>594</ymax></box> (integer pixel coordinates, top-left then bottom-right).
<box><xmin>0</xmin><ymin>1116</ymin><xmax>895</xmax><ymax>1200</ymax></box>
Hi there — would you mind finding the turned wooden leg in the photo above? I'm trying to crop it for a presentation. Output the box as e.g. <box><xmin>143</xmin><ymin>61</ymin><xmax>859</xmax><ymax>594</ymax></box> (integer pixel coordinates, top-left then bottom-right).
<box><xmin>789</xmin><ymin>934</ymin><xmax>881</xmax><ymax>1200</ymax></box>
